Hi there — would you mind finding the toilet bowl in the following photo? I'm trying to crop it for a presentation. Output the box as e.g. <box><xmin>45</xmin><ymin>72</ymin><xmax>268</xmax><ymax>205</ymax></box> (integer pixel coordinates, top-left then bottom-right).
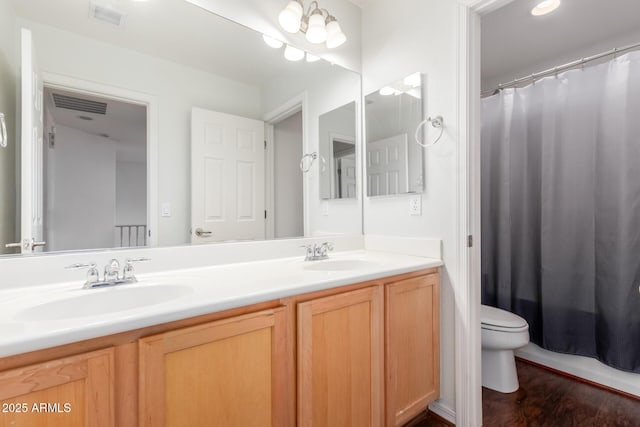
<box><xmin>481</xmin><ymin>304</ymin><xmax>529</xmax><ymax>393</ymax></box>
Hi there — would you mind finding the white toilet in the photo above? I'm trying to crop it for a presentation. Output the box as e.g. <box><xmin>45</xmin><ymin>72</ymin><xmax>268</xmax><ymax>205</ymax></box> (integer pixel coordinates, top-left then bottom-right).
<box><xmin>480</xmin><ymin>304</ymin><xmax>530</xmax><ymax>393</ymax></box>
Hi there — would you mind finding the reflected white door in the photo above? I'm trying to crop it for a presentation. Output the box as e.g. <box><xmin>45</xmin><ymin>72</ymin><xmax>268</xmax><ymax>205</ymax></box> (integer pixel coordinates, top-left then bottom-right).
<box><xmin>191</xmin><ymin>108</ymin><xmax>265</xmax><ymax>242</ymax></box>
<box><xmin>20</xmin><ymin>29</ymin><xmax>44</xmax><ymax>253</ymax></box>
<box><xmin>338</xmin><ymin>157</ymin><xmax>357</xmax><ymax>198</ymax></box>
<box><xmin>366</xmin><ymin>134</ymin><xmax>409</xmax><ymax>196</ymax></box>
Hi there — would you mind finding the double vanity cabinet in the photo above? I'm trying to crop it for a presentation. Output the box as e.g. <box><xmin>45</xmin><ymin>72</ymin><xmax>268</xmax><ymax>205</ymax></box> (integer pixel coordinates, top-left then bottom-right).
<box><xmin>0</xmin><ymin>268</ymin><xmax>439</xmax><ymax>427</ymax></box>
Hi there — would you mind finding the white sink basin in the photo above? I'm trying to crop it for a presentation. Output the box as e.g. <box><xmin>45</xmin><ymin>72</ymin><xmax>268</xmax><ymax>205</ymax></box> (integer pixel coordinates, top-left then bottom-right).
<box><xmin>14</xmin><ymin>284</ymin><xmax>193</xmax><ymax>321</ymax></box>
<box><xmin>303</xmin><ymin>259</ymin><xmax>378</xmax><ymax>272</ymax></box>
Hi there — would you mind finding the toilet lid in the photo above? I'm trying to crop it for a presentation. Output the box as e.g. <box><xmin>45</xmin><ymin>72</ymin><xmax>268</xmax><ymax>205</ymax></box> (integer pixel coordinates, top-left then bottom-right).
<box><xmin>481</xmin><ymin>305</ymin><xmax>528</xmax><ymax>329</ymax></box>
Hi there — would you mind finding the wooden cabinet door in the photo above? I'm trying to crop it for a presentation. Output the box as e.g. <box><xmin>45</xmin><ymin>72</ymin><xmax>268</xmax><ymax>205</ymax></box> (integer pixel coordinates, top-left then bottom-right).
<box><xmin>298</xmin><ymin>286</ymin><xmax>383</xmax><ymax>427</ymax></box>
<box><xmin>385</xmin><ymin>273</ymin><xmax>440</xmax><ymax>427</ymax></box>
<box><xmin>0</xmin><ymin>348</ymin><xmax>114</xmax><ymax>427</ymax></box>
<box><xmin>138</xmin><ymin>308</ymin><xmax>287</xmax><ymax>427</ymax></box>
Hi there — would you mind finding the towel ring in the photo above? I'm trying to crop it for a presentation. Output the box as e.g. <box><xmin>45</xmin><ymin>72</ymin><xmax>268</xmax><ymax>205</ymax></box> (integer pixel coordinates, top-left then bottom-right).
<box><xmin>414</xmin><ymin>116</ymin><xmax>444</xmax><ymax>147</ymax></box>
<box><xmin>299</xmin><ymin>152</ymin><xmax>326</xmax><ymax>173</ymax></box>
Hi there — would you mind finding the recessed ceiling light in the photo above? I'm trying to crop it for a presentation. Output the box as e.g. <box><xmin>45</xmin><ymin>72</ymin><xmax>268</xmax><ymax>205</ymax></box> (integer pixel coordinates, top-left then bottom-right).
<box><xmin>531</xmin><ymin>0</ymin><xmax>561</xmax><ymax>16</ymax></box>
<box><xmin>262</xmin><ymin>34</ymin><xmax>284</xmax><ymax>49</ymax></box>
<box><xmin>379</xmin><ymin>87</ymin><xmax>395</xmax><ymax>96</ymax></box>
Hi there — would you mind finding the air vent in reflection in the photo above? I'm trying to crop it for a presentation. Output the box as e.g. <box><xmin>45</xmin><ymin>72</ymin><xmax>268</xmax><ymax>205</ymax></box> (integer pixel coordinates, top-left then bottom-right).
<box><xmin>52</xmin><ymin>93</ymin><xmax>108</xmax><ymax>115</ymax></box>
<box><xmin>90</xmin><ymin>2</ymin><xmax>126</xmax><ymax>27</ymax></box>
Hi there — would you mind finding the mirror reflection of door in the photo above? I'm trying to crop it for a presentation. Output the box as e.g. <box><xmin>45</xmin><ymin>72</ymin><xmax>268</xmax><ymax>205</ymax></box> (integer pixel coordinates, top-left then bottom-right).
<box><xmin>330</xmin><ymin>135</ymin><xmax>356</xmax><ymax>198</ymax></box>
<box><xmin>42</xmin><ymin>87</ymin><xmax>148</xmax><ymax>251</ymax></box>
<box><xmin>319</xmin><ymin>101</ymin><xmax>357</xmax><ymax>200</ymax></box>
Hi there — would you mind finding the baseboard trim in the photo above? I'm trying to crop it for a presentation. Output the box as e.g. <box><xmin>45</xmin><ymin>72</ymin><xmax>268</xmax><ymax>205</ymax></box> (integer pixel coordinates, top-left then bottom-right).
<box><xmin>429</xmin><ymin>400</ymin><xmax>457</xmax><ymax>425</ymax></box>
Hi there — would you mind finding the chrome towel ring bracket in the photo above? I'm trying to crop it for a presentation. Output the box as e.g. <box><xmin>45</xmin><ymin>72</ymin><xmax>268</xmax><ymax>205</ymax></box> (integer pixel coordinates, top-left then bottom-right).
<box><xmin>414</xmin><ymin>115</ymin><xmax>444</xmax><ymax>147</ymax></box>
<box><xmin>299</xmin><ymin>152</ymin><xmax>326</xmax><ymax>173</ymax></box>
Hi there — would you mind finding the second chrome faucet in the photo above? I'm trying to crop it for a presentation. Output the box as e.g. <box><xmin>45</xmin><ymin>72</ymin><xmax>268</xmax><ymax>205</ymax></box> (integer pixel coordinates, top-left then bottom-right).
<box><xmin>301</xmin><ymin>242</ymin><xmax>334</xmax><ymax>261</ymax></box>
<box><xmin>67</xmin><ymin>258</ymin><xmax>150</xmax><ymax>289</ymax></box>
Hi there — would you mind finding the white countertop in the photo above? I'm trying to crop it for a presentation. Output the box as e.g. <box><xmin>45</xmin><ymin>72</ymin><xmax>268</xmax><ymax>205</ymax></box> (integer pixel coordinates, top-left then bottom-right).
<box><xmin>0</xmin><ymin>250</ymin><xmax>441</xmax><ymax>358</ymax></box>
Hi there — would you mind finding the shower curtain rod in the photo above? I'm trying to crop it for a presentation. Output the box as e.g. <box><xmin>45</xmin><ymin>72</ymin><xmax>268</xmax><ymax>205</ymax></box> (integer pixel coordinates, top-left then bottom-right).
<box><xmin>482</xmin><ymin>40</ymin><xmax>640</xmax><ymax>97</ymax></box>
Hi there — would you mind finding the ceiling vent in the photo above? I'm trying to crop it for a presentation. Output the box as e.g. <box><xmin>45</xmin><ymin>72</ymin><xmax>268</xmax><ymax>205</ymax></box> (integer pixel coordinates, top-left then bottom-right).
<box><xmin>90</xmin><ymin>1</ymin><xmax>126</xmax><ymax>27</ymax></box>
<box><xmin>52</xmin><ymin>93</ymin><xmax>108</xmax><ymax>115</ymax></box>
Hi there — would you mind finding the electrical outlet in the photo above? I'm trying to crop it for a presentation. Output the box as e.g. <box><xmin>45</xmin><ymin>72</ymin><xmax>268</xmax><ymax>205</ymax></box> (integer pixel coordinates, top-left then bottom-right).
<box><xmin>409</xmin><ymin>195</ymin><xmax>422</xmax><ymax>216</ymax></box>
<box><xmin>321</xmin><ymin>201</ymin><xmax>329</xmax><ymax>216</ymax></box>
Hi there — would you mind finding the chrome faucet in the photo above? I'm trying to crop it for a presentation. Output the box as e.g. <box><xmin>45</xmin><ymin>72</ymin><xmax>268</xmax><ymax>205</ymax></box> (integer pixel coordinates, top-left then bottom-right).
<box><xmin>66</xmin><ymin>258</ymin><xmax>150</xmax><ymax>289</ymax></box>
<box><xmin>301</xmin><ymin>242</ymin><xmax>334</xmax><ymax>261</ymax></box>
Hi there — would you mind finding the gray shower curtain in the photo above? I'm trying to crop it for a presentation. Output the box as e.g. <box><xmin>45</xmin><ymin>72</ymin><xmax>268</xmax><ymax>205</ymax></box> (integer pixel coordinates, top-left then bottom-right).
<box><xmin>481</xmin><ymin>51</ymin><xmax>640</xmax><ymax>373</ymax></box>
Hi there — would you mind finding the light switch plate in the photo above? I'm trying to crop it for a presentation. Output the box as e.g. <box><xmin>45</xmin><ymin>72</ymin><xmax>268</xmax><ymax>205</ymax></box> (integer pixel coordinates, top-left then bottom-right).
<box><xmin>161</xmin><ymin>203</ymin><xmax>171</xmax><ymax>217</ymax></box>
<box><xmin>409</xmin><ymin>195</ymin><xmax>422</xmax><ymax>216</ymax></box>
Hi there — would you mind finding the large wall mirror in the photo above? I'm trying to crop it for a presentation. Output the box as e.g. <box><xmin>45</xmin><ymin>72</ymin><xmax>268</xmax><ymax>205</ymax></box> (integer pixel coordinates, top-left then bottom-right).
<box><xmin>365</xmin><ymin>73</ymin><xmax>424</xmax><ymax>197</ymax></box>
<box><xmin>0</xmin><ymin>0</ymin><xmax>362</xmax><ymax>256</ymax></box>
<box><xmin>319</xmin><ymin>101</ymin><xmax>357</xmax><ymax>200</ymax></box>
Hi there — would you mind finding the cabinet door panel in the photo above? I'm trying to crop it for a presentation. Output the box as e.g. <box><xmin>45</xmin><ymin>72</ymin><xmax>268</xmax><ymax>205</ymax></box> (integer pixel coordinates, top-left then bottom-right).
<box><xmin>386</xmin><ymin>273</ymin><xmax>440</xmax><ymax>426</ymax></box>
<box><xmin>298</xmin><ymin>286</ymin><xmax>383</xmax><ymax>427</ymax></box>
<box><xmin>139</xmin><ymin>308</ymin><xmax>287</xmax><ymax>427</ymax></box>
<box><xmin>0</xmin><ymin>348</ymin><xmax>114</xmax><ymax>427</ymax></box>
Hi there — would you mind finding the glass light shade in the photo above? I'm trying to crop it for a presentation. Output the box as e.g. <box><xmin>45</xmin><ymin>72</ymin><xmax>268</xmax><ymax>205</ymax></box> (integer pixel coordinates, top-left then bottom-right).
<box><xmin>325</xmin><ymin>20</ymin><xmax>346</xmax><ymax>49</ymax></box>
<box><xmin>278</xmin><ymin>1</ymin><xmax>303</xmax><ymax>33</ymax></box>
<box><xmin>306</xmin><ymin>52</ymin><xmax>320</xmax><ymax>62</ymax></box>
<box><xmin>379</xmin><ymin>86</ymin><xmax>395</xmax><ymax>96</ymax></box>
<box><xmin>284</xmin><ymin>45</ymin><xmax>305</xmax><ymax>61</ymax></box>
<box><xmin>403</xmin><ymin>72</ymin><xmax>421</xmax><ymax>88</ymax></box>
<box><xmin>262</xmin><ymin>34</ymin><xmax>284</xmax><ymax>49</ymax></box>
<box><xmin>531</xmin><ymin>0</ymin><xmax>561</xmax><ymax>16</ymax></box>
<box><xmin>305</xmin><ymin>13</ymin><xmax>327</xmax><ymax>44</ymax></box>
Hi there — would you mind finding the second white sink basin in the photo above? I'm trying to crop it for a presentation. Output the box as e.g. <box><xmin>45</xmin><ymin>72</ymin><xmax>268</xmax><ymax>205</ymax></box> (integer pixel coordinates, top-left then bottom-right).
<box><xmin>14</xmin><ymin>284</ymin><xmax>193</xmax><ymax>322</ymax></box>
<box><xmin>303</xmin><ymin>259</ymin><xmax>378</xmax><ymax>272</ymax></box>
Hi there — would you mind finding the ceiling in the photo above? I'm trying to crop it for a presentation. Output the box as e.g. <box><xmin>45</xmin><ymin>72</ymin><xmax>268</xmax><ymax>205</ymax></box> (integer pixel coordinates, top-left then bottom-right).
<box><xmin>11</xmin><ymin>0</ymin><xmax>329</xmax><ymax>87</ymax></box>
<box><xmin>44</xmin><ymin>86</ymin><xmax>147</xmax><ymax>162</ymax></box>
<box><xmin>482</xmin><ymin>0</ymin><xmax>640</xmax><ymax>84</ymax></box>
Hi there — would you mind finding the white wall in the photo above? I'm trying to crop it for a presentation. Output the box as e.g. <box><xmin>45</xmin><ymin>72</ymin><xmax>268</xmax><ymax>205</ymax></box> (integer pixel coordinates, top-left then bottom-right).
<box><xmin>45</xmin><ymin>125</ymin><xmax>116</xmax><ymax>252</ymax></box>
<box><xmin>262</xmin><ymin>64</ymin><xmax>363</xmax><ymax>237</ymax></box>
<box><xmin>274</xmin><ymin>111</ymin><xmax>304</xmax><ymax>238</ymax></box>
<box><xmin>319</xmin><ymin>103</ymin><xmax>356</xmax><ymax>199</ymax></box>
<box><xmin>482</xmin><ymin>27</ymin><xmax>640</xmax><ymax>92</ymax></box>
<box><xmin>20</xmin><ymin>18</ymin><xmax>263</xmax><ymax>247</ymax></box>
<box><xmin>0</xmin><ymin>0</ymin><xmax>17</xmax><ymax>254</ymax></box>
<box><xmin>186</xmin><ymin>0</ymin><xmax>362</xmax><ymax>72</ymax></box>
<box><xmin>362</xmin><ymin>0</ymin><xmax>461</xmax><ymax>415</ymax></box>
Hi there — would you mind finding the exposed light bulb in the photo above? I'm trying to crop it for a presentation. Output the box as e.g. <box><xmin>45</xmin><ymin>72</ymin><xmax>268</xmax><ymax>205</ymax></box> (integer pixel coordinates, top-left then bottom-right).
<box><xmin>403</xmin><ymin>73</ymin><xmax>421</xmax><ymax>88</ymax></box>
<box><xmin>325</xmin><ymin>19</ymin><xmax>346</xmax><ymax>49</ymax></box>
<box><xmin>278</xmin><ymin>1</ymin><xmax>303</xmax><ymax>33</ymax></box>
<box><xmin>379</xmin><ymin>87</ymin><xmax>395</xmax><ymax>96</ymax></box>
<box><xmin>263</xmin><ymin>34</ymin><xmax>284</xmax><ymax>49</ymax></box>
<box><xmin>306</xmin><ymin>53</ymin><xmax>320</xmax><ymax>62</ymax></box>
<box><xmin>531</xmin><ymin>0</ymin><xmax>561</xmax><ymax>16</ymax></box>
<box><xmin>284</xmin><ymin>45</ymin><xmax>305</xmax><ymax>61</ymax></box>
<box><xmin>306</xmin><ymin>11</ymin><xmax>327</xmax><ymax>44</ymax></box>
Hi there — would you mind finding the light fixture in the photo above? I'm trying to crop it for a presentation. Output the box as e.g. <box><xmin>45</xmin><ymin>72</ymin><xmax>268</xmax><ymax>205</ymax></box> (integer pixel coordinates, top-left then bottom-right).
<box><xmin>379</xmin><ymin>87</ymin><xmax>396</xmax><ymax>96</ymax></box>
<box><xmin>284</xmin><ymin>45</ymin><xmax>305</xmax><ymax>61</ymax></box>
<box><xmin>277</xmin><ymin>0</ymin><xmax>346</xmax><ymax>49</ymax></box>
<box><xmin>263</xmin><ymin>34</ymin><xmax>284</xmax><ymax>49</ymax></box>
<box><xmin>531</xmin><ymin>0</ymin><xmax>561</xmax><ymax>16</ymax></box>
<box><xmin>306</xmin><ymin>52</ymin><xmax>320</xmax><ymax>62</ymax></box>
<box><xmin>278</xmin><ymin>0</ymin><xmax>304</xmax><ymax>33</ymax></box>
<box><xmin>403</xmin><ymin>72</ymin><xmax>421</xmax><ymax>88</ymax></box>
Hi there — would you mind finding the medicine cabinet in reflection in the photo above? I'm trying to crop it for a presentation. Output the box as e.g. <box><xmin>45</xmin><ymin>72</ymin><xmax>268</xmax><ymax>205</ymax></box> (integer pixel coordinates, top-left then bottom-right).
<box><xmin>365</xmin><ymin>72</ymin><xmax>424</xmax><ymax>197</ymax></box>
<box><xmin>319</xmin><ymin>101</ymin><xmax>357</xmax><ymax>200</ymax></box>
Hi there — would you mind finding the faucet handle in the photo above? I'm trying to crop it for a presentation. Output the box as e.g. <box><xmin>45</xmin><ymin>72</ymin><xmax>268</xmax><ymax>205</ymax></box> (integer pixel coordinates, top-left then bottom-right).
<box><xmin>123</xmin><ymin>257</ymin><xmax>150</xmax><ymax>281</ymax></box>
<box><xmin>66</xmin><ymin>262</ymin><xmax>100</xmax><ymax>286</ymax></box>
<box><xmin>300</xmin><ymin>245</ymin><xmax>314</xmax><ymax>260</ymax></box>
<box><xmin>322</xmin><ymin>242</ymin><xmax>334</xmax><ymax>251</ymax></box>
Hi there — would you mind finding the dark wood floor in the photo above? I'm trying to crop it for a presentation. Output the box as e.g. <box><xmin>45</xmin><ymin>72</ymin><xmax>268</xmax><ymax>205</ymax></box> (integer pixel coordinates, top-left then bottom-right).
<box><xmin>411</xmin><ymin>360</ymin><xmax>640</xmax><ymax>427</ymax></box>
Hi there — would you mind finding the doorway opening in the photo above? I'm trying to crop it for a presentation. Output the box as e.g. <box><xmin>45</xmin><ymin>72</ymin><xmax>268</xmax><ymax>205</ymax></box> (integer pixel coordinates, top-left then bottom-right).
<box><xmin>42</xmin><ymin>86</ymin><xmax>148</xmax><ymax>251</ymax></box>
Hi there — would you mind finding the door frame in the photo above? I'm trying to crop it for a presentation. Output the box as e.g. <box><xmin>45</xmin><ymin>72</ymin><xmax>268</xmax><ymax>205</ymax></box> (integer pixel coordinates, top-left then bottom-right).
<box><xmin>328</xmin><ymin>132</ymin><xmax>355</xmax><ymax>199</ymax></box>
<box><xmin>263</xmin><ymin>92</ymin><xmax>309</xmax><ymax>239</ymax></box>
<box><xmin>40</xmin><ymin>72</ymin><xmax>159</xmax><ymax>247</ymax></box>
<box><xmin>454</xmin><ymin>1</ymin><xmax>516</xmax><ymax>426</ymax></box>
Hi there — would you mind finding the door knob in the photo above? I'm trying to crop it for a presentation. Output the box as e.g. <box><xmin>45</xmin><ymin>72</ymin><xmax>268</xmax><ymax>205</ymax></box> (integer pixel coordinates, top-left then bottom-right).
<box><xmin>194</xmin><ymin>228</ymin><xmax>213</xmax><ymax>238</ymax></box>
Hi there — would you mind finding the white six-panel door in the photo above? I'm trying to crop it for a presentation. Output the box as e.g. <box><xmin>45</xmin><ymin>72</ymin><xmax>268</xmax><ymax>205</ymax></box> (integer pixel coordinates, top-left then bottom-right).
<box><xmin>191</xmin><ymin>108</ymin><xmax>265</xmax><ymax>242</ymax></box>
<box><xmin>366</xmin><ymin>133</ymin><xmax>409</xmax><ymax>196</ymax></box>
<box><xmin>19</xmin><ymin>28</ymin><xmax>44</xmax><ymax>253</ymax></box>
